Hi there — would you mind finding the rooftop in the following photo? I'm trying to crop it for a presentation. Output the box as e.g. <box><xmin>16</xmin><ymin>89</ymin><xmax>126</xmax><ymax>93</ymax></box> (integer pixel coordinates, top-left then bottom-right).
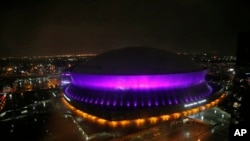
<box><xmin>72</xmin><ymin>46</ymin><xmax>204</xmax><ymax>75</ymax></box>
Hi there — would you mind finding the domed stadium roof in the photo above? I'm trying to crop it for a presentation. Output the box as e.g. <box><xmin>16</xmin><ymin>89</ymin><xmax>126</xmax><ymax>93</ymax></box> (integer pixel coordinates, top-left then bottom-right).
<box><xmin>72</xmin><ymin>46</ymin><xmax>204</xmax><ymax>75</ymax></box>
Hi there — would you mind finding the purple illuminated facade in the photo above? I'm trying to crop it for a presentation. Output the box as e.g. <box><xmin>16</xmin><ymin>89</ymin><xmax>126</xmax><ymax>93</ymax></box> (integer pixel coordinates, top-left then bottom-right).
<box><xmin>70</xmin><ymin>71</ymin><xmax>206</xmax><ymax>90</ymax></box>
<box><xmin>63</xmin><ymin>47</ymin><xmax>223</xmax><ymax>120</ymax></box>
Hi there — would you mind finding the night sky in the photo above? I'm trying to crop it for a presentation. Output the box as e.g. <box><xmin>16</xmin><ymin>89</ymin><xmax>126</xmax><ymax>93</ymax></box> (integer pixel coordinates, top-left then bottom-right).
<box><xmin>1</xmin><ymin>0</ymin><xmax>250</xmax><ymax>57</ymax></box>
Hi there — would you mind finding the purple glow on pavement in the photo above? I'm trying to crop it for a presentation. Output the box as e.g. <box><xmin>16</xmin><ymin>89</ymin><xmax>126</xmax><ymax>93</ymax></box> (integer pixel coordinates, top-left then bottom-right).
<box><xmin>71</xmin><ymin>70</ymin><xmax>207</xmax><ymax>90</ymax></box>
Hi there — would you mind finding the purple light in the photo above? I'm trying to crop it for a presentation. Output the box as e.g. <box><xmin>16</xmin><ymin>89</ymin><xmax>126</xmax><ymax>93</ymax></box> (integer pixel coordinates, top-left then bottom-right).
<box><xmin>64</xmin><ymin>70</ymin><xmax>214</xmax><ymax>109</ymax></box>
<box><xmin>113</xmin><ymin>100</ymin><xmax>117</xmax><ymax>106</ymax></box>
<box><xmin>71</xmin><ymin>70</ymin><xmax>207</xmax><ymax>90</ymax></box>
<box><xmin>134</xmin><ymin>101</ymin><xmax>137</xmax><ymax>107</ymax></box>
<box><xmin>101</xmin><ymin>99</ymin><xmax>104</xmax><ymax>105</ymax></box>
<box><xmin>127</xmin><ymin>101</ymin><xmax>130</xmax><ymax>107</ymax></box>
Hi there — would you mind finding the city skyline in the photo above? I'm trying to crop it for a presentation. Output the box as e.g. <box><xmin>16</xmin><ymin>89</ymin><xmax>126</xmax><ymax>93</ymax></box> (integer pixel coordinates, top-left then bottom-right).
<box><xmin>0</xmin><ymin>45</ymin><xmax>233</xmax><ymax>141</ymax></box>
<box><xmin>1</xmin><ymin>0</ymin><xmax>250</xmax><ymax>57</ymax></box>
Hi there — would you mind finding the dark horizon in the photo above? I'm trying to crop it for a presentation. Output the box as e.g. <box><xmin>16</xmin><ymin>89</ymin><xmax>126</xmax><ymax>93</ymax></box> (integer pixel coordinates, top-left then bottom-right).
<box><xmin>1</xmin><ymin>0</ymin><xmax>250</xmax><ymax>57</ymax></box>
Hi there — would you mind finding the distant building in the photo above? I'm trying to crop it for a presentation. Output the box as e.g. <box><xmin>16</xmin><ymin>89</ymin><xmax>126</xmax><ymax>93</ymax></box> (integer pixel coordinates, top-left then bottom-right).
<box><xmin>62</xmin><ymin>46</ymin><xmax>225</xmax><ymax>127</ymax></box>
<box><xmin>231</xmin><ymin>32</ymin><xmax>250</xmax><ymax>125</ymax></box>
<box><xmin>235</xmin><ymin>32</ymin><xmax>250</xmax><ymax>70</ymax></box>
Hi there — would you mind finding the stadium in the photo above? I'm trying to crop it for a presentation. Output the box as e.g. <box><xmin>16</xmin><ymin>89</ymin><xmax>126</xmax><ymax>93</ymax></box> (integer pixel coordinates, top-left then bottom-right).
<box><xmin>62</xmin><ymin>46</ymin><xmax>225</xmax><ymax>127</ymax></box>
